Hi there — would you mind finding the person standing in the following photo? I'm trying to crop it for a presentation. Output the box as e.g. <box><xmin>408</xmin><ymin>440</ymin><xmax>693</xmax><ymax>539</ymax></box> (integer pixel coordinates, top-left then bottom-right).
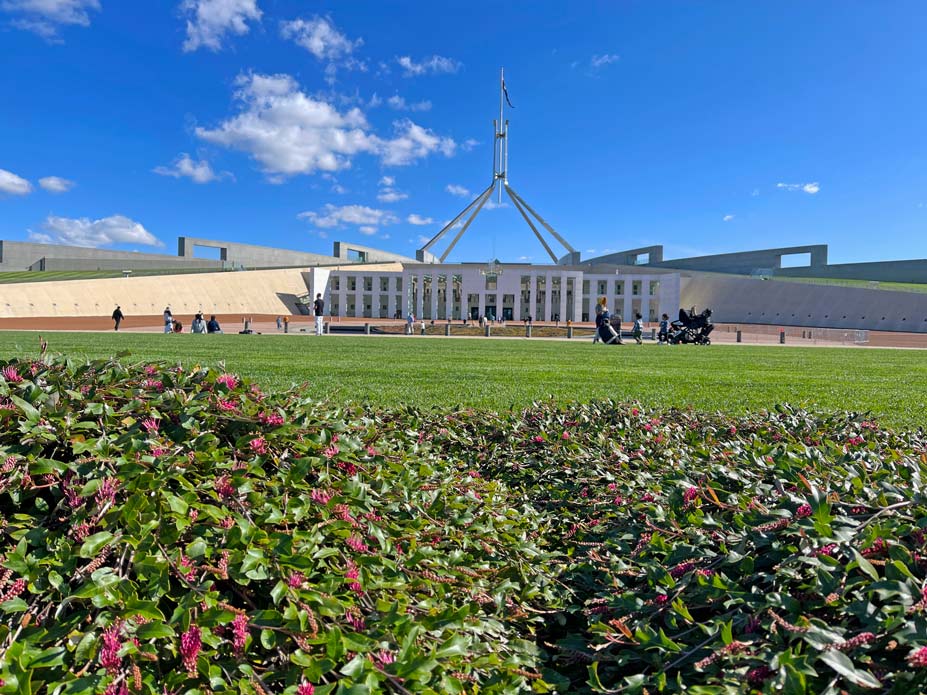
<box><xmin>112</xmin><ymin>305</ymin><xmax>124</xmax><ymax>331</ymax></box>
<box><xmin>313</xmin><ymin>293</ymin><xmax>325</xmax><ymax>336</ymax></box>
<box><xmin>406</xmin><ymin>312</ymin><xmax>414</xmax><ymax>335</ymax></box>
<box><xmin>658</xmin><ymin>313</ymin><xmax>669</xmax><ymax>344</ymax></box>
<box><xmin>632</xmin><ymin>312</ymin><xmax>644</xmax><ymax>345</ymax></box>
<box><xmin>276</xmin><ymin>316</ymin><xmax>283</xmax><ymax>331</ymax></box>
<box><xmin>163</xmin><ymin>307</ymin><xmax>173</xmax><ymax>334</ymax></box>
<box><xmin>283</xmin><ymin>315</ymin><xmax>290</xmax><ymax>333</ymax></box>
<box><xmin>592</xmin><ymin>296</ymin><xmax>605</xmax><ymax>343</ymax></box>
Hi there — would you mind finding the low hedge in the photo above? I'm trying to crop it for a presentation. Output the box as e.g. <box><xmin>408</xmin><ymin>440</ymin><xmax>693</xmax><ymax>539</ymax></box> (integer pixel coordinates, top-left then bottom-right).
<box><xmin>0</xmin><ymin>354</ymin><xmax>925</xmax><ymax>694</ymax></box>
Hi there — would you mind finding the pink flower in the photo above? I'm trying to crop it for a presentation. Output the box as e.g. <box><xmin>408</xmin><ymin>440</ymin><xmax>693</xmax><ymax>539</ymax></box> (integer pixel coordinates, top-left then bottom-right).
<box><xmin>345</xmin><ymin>560</ymin><xmax>362</xmax><ymax>594</ymax></box>
<box><xmin>847</xmin><ymin>436</ymin><xmax>865</xmax><ymax>447</ymax></box>
<box><xmin>288</xmin><ymin>571</ymin><xmax>305</xmax><ymax>588</ymax></box>
<box><xmin>796</xmin><ymin>503</ymin><xmax>813</xmax><ymax>518</ymax></box>
<box><xmin>142</xmin><ymin>379</ymin><xmax>163</xmax><ymax>391</ymax></box>
<box><xmin>216</xmin><ymin>373</ymin><xmax>239</xmax><ymax>389</ymax></box>
<box><xmin>683</xmin><ymin>487</ymin><xmax>698</xmax><ymax>506</ymax></box>
<box><xmin>323</xmin><ymin>444</ymin><xmax>339</xmax><ymax>459</ymax></box>
<box><xmin>150</xmin><ymin>447</ymin><xmax>166</xmax><ymax>458</ymax></box>
<box><xmin>1</xmin><ymin>365</ymin><xmax>23</xmax><ymax>383</ymax></box>
<box><xmin>215</xmin><ymin>475</ymin><xmax>236</xmax><ymax>499</ymax></box>
<box><xmin>231</xmin><ymin>613</ymin><xmax>249</xmax><ymax>655</ymax></box>
<box><xmin>654</xmin><ymin>594</ymin><xmax>669</xmax><ymax>605</ymax></box>
<box><xmin>297</xmin><ymin>683</ymin><xmax>316</xmax><ymax>695</ymax></box>
<box><xmin>346</xmin><ymin>535</ymin><xmax>369</xmax><ymax>553</ymax></box>
<box><xmin>371</xmin><ymin>650</ymin><xmax>395</xmax><ymax>669</ymax></box>
<box><xmin>104</xmin><ymin>683</ymin><xmax>128</xmax><ymax>695</ymax></box>
<box><xmin>561</xmin><ymin>431</ymin><xmax>570</xmax><ymax>440</ymax></box>
<box><xmin>366</xmin><ymin>445</ymin><xmax>378</xmax><ymax>457</ymax></box>
<box><xmin>220</xmin><ymin>516</ymin><xmax>235</xmax><ymax>529</ymax></box>
<box><xmin>729</xmin><ymin>426</ymin><xmax>738</xmax><ymax>435</ymax></box>
<box><xmin>144</xmin><ymin>365</ymin><xmax>159</xmax><ymax>375</ymax></box>
<box><xmin>217</xmin><ymin>398</ymin><xmax>237</xmax><ymax>412</ymax></box>
<box><xmin>746</xmin><ymin>666</ymin><xmax>773</xmax><ymax>686</ymax></box>
<box><xmin>141</xmin><ymin>418</ymin><xmax>159</xmax><ymax>433</ymax></box>
<box><xmin>631</xmin><ymin>408</ymin><xmax>639</xmax><ymax>416</ymax></box>
<box><xmin>99</xmin><ymin>624</ymin><xmax>123</xmax><ymax>673</ymax></box>
<box><xmin>532</xmin><ymin>435</ymin><xmax>544</xmax><ymax>443</ymax></box>
<box><xmin>640</xmin><ymin>493</ymin><xmax>655</xmax><ymax>503</ymax></box>
<box><xmin>310</xmin><ymin>488</ymin><xmax>332</xmax><ymax>505</ymax></box>
<box><xmin>250</xmin><ymin>437</ymin><xmax>268</xmax><ymax>455</ymax></box>
<box><xmin>345</xmin><ymin>609</ymin><xmax>365</xmax><ymax>631</ymax></box>
<box><xmin>95</xmin><ymin>478</ymin><xmax>118</xmax><ymax>507</ymax></box>
<box><xmin>178</xmin><ymin>555</ymin><xmax>196</xmax><ymax>580</ymax></box>
<box><xmin>180</xmin><ymin>625</ymin><xmax>201</xmax><ymax>676</ymax></box>
<box><xmin>259</xmin><ymin>411</ymin><xmax>285</xmax><ymax>426</ymax></box>
<box><xmin>669</xmin><ymin>561</ymin><xmax>695</xmax><ymax>578</ymax></box>
<box><xmin>908</xmin><ymin>646</ymin><xmax>927</xmax><ymax>668</ymax></box>
<box><xmin>814</xmin><ymin>544</ymin><xmax>837</xmax><ymax>557</ymax></box>
<box><xmin>696</xmin><ymin>568</ymin><xmax>715</xmax><ymax>578</ymax></box>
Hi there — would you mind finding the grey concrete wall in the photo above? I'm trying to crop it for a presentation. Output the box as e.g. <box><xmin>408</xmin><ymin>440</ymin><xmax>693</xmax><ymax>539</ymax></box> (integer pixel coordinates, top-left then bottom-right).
<box><xmin>0</xmin><ymin>241</ymin><xmax>215</xmax><ymax>272</ymax></box>
<box><xmin>582</xmin><ymin>245</ymin><xmax>664</xmax><ymax>266</ymax></box>
<box><xmin>775</xmin><ymin>259</ymin><xmax>927</xmax><ymax>284</ymax></box>
<box><xmin>178</xmin><ymin>236</ymin><xmax>340</xmax><ymax>268</ymax></box>
<box><xmin>681</xmin><ymin>274</ymin><xmax>927</xmax><ymax>333</ymax></box>
<box><xmin>331</xmin><ymin>241</ymin><xmax>418</xmax><ymax>264</ymax></box>
<box><xmin>39</xmin><ymin>257</ymin><xmax>222</xmax><ymax>271</ymax></box>
<box><xmin>653</xmin><ymin>244</ymin><xmax>828</xmax><ymax>274</ymax></box>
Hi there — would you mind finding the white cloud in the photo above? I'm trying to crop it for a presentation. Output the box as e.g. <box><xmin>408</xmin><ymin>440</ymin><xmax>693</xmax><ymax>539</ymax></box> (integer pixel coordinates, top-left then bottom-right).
<box><xmin>153</xmin><ymin>153</ymin><xmax>229</xmax><ymax>183</ymax></box>
<box><xmin>331</xmin><ymin>183</ymin><xmax>347</xmax><ymax>194</ymax></box>
<box><xmin>461</xmin><ymin>138</ymin><xmax>479</xmax><ymax>151</ymax></box>
<box><xmin>445</xmin><ymin>183</ymin><xmax>470</xmax><ymax>197</ymax></box>
<box><xmin>298</xmin><ymin>204</ymin><xmax>398</xmax><ymax>232</ymax></box>
<box><xmin>722</xmin><ymin>214</ymin><xmax>735</xmax><ymax>222</ymax></box>
<box><xmin>38</xmin><ymin>175</ymin><xmax>74</xmax><ymax>193</ymax></box>
<box><xmin>196</xmin><ymin>72</ymin><xmax>456</xmax><ymax>177</ymax></box>
<box><xmin>280</xmin><ymin>16</ymin><xmax>360</xmax><ymax>60</ymax></box>
<box><xmin>407</xmin><ymin>213</ymin><xmax>434</xmax><ymax>225</ymax></box>
<box><xmin>379</xmin><ymin>118</ymin><xmax>455</xmax><ymax>166</ymax></box>
<box><xmin>396</xmin><ymin>54</ymin><xmax>461</xmax><ymax>77</ymax></box>
<box><xmin>484</xmin><ymin>199</ymin><xmax>508</xmax><ymax>210</ymax></box>
<box><xmin>358</xmin><ymin>225</ymin><xmax>376</xmax><ymax>235</ymax></box>
<box><xmin>386</xmin><ymin>95</ymin><xmax>432</xmax><ymax>112</ymax></box>
<box><xmin>776</xmin><ymin>181</ymin><xmax>820</xmax><ymax>194</ymax></box>
<box><xmin>591</xmin><ymin>53</ymin><xmax>620</xmax><ymax>68</ymax></box>
<box><xmin>181</xmin><ymin>0</ymin><xmax>261</xmax><ymax>53</ymax></box>
<box><xmin>31</xmin><ymin>214</ymin><xmax>162</xmax><ymax>248</ymax></box>
<box><xmin>377</xmin><ymin>175</ymin><xmax>407</xmax><ymax>202</ymax></box>
<box><xmin>1</xmin><ymin>0</ymin><xmax>99</xmax><ymax>39</ymax></box>
<box><xmin>415</xmin><ymin>234</ymin><xmax>431</xmax><ymax>246</ymax></box>
<box><xmin>0</xmin><ymin>168</ymin><xmax>32</xmax><ymax>195</ymax></box>
<box><xmin>751</xmin><ymin>188</ymin><xmax>760</xmax><ymax>197</ymax></box>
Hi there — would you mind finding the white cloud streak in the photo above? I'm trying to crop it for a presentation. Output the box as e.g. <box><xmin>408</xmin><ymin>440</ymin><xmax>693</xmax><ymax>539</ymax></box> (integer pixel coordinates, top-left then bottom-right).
<box><xmin>30</xmin><ymin>214</ymin><xmax>163</xmax><ymax>248</ymax></box>
<box><xmin>396</xmin><ymin>54</ymin><xmax>461</xmax><ymax>77</ymax></box>
<box><xmin>590</xmin><ymin>53</ymin><xmax>620</xmax><ymax>68</ymax></box>
<box><xmin>196</xmin><ymin>72</ymin><xmax>455</xmax><ymax>177</ymax></box>
<box><xmin>38</xmin><ymin>175</ymin><xmax>74</xmax><ymax>192</ymax></box>
<box><xmin>407</xmin><ymin>214</ymin><xmax>433</xmax><ymax>225</ymax></box>
<box><xmin>298</xmin><ymin>204</ymin><xmax>399</xmax><ymax>232</ymax></box>
<box><xmin>722</xmin><ymin>214</ymin><xmax>735</xmax><ymax>222</ymax></box>
<box><xmin>776</xmin><ymin>182</ymin><xmax>820</xmax><ymax>194</ymax></box>
<box><xmin>386</xmin><ymin>95</ymin><xmax>431</xmax><ymax>112</ymax></box>
<box><xmin>181</xmin><ymin>0</ymin><xmax>261</xmax><ymax>52</ymax></box>
<box><xmin>280</xmin><ymin>16</ymin><xmax>360</xmax><ymax>61</ymax></box>
<box><xmin>1</xmin><ymin>0</ymin><xmax>99</xmax><ymax>39</ymax></box>
<box><xmin>0</xmin><ymin>168</ymin><xmax>32</xmax><ymax>195</ymax></box>
<box><xmin>153</xmin><ymin>154</ymin><xmax>230</xmax><ymax>183</ymax></box>
<box><xmin>445</xmin><ymin>184</ymin><xmax>470</xmax><ymax>197</ymax></box>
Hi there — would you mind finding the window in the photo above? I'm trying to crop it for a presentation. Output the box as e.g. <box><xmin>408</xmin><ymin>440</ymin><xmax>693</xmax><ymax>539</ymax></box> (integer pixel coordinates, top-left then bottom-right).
<box><xmin>348</xmin><ymin>276</ymin><xmax>357</xmax><ymax>291</ymax></box>
<box><xmin>485</xmin><ymin>275</ymin><xmax>497</xmax><ymax>290</ymax></box>
<box><xmin>364</xmin><ymin>277</ymin><xmax>373</xmax><ymax>292</ymax></box>
<box><xmin>380</xmin><ymin>277</ymin><xmax>389</xmax><ymax>292</ymax></box>
<box><xmin>632</xmin><ymin>280</ymin><xmax>641</xmax><ymax>296</ymax></box>
<box><xmin>396</xmin><ymin>277</ymin><xmax>403</xmax><ymax>291</ymax></box>
<box><xmin>614</xmin><ymin>280</ymin><xmax>624</xmax><ymax>295</ymax></box>
<box><xmin>649</xmin><ymin>280</ymin><xmax>660</xmax><ymax>296</ymax></box>
<box><xmin>597</xmin><ymin>280</ymin><xmax>607</xmax><ymax>295</ymax></box>
<box><xmin>331</xmin><ymin>276</ymin><xmax>340</xmax><ymax>291</ymax></box>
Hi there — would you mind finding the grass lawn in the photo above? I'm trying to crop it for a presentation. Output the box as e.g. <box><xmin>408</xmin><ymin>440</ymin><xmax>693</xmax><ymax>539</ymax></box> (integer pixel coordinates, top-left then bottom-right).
<box><xmin>0</xmin><ymin>330</ymin><xmax>924</xmax><ymax>428</ymax></box>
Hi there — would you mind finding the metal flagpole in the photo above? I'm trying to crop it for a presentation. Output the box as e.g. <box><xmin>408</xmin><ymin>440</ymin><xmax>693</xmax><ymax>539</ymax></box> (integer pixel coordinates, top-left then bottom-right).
<box><xmin>497</xmin><ymin>67</ymin><xmax>505</xmax><ymax>202</ymax></box>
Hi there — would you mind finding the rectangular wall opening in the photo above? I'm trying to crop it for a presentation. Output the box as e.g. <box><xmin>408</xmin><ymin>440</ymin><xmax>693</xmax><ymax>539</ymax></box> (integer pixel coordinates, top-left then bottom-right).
<box><xmin>192</xmin><ymin>245</ymin><xmax>223</xmax><ymax>260</ymax></box>
<box><xmin>780</xmin><ymin>252</ymin><xmax>811</xmax><ymax>268</ymax></box>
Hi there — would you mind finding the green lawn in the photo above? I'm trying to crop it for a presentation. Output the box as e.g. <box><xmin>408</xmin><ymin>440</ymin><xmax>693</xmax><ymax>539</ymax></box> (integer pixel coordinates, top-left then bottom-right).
<box><xmin>1</xmin><ymin>331</ymin><xmax>924</xmax><ymax>428</ymax></box>
<box><xmin>0</xmin><ymin>268</ymin><xmax>230</xmax><ymax>284</ymax></box>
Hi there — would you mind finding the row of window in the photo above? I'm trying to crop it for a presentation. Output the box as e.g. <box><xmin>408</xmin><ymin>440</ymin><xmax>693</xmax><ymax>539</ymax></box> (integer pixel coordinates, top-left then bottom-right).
<box><xmin>329</xmin><ymin>275</ymin><xmax>663</xmax><ymax>297</ymax></box>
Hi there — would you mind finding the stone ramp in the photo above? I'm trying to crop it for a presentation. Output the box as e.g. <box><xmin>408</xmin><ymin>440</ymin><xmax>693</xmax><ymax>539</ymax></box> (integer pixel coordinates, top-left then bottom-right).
<box><xmin>0</xmin><ymin>268</ymin><xmax>313</xmax><ymax>319</ymax></box>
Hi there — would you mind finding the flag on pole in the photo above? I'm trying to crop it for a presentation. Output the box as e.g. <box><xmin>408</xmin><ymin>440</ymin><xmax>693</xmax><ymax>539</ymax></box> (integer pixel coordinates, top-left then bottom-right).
<box><xmin>502</xmin><ymin>79</ymin><xmax>514</xmax><ymax>108</ymax></box>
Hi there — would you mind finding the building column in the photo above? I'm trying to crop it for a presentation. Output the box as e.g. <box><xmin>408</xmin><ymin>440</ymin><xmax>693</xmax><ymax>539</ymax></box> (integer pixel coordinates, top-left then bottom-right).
<box><xmin>572</xmin><ymin>274</ymin><xmax>583</xmax><ymax>322</ymax></box>
<box><xmin>559</xmin><ymin>273</ymin><xmax>568</xmax><ymax>322</ymax></box>
<box><xmin>543</xmin><ymin>272</ymin><xmax>553</xmax><ymax>322</ymax></box>
<box><xmin>431</xmin><ymin>276</ymin><xmax>439</xmax><ymax>320</ymax></box>
<box><xmin>444</xmin><ymin>277</ymin><xmax>453</xmax><ymax>320</ymax></box>
<box><xmin>387</xmin><ymin>289</ymin><xmax>396</xmax><ymax>320</ymax></box>
<box><xmin>622</xmin><ymin>279</ymin><xmax>633</xmax><ymax>324</ymax></box>
<box><xmin>415</xmin><ymin>273</ymin><xmax>424</xmax><ymax>319</ymax></box>
<box><xmin>640</xmin><ymin>276</ymin><xmax>651</xmax><ymax>322</ymax></box>
<box><xmin>528</xmin><ymin>274</ymin><xmax>537</xmax><ymax>321</ymax></box>
<box><xmin>513</xmin><ymin>279</ymin><xmax>522</xmax><ymax>323</ymax></box>
<box><xmin>478</xmin><ymin>292</ymin><xmax>486</xmax><ymax>319</ymax></box>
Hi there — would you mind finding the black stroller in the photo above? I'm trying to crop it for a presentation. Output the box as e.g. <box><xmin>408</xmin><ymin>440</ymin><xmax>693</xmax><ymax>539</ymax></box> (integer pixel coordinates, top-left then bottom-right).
<box><xmin>668</xmin><ymin>308</ymin><xmax>714</xmax><ymax>345</ymax></box>
<box><xmin>596</xmin><ymin>311</ymin><xmax>623</xmax><ymax>345</ymax></box>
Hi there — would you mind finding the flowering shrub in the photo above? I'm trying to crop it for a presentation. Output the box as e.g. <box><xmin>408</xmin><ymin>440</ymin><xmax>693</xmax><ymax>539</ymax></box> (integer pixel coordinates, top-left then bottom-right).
<box><xmin>1</xmin><ymin>355</ymin><xmax>926</xmax><ymax>693</ymax></box>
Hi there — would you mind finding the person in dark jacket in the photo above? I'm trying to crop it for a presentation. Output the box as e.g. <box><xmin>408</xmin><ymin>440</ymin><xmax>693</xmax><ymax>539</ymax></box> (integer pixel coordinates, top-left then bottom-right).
<box><xmin>207</xmin><ymin>316</ymin><xmax>222</xmax><ymax>334</ymax></box>
<box><xmin>112</xmin><ymin>306</ymin><xmax>124</xmax><ymax>331</ymax></box>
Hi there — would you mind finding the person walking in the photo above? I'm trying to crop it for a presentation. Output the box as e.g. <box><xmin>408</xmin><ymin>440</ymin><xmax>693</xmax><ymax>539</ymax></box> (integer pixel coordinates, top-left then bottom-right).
<box><xmin>592</xmin><ymin>296</ymin><xmax>605</xmax><ymax>343</ymax></box>
<box><xmin>163</xmin><ymin>307</ymin><xmax>173</xmax><ymax>334</ymax></box>
<box><xmin>112</xmin><ymin>305</ymin><xmax>124</xmax><ymax>331</ymax></box>
<box><xmin>313</xmin><ymin>293</ymin><xmax>325</xmax><ymax>336</ymax></box>
<box><xmin>632</xmin><ymin>312</ymin><xmax>644</xmax><ymax>344</ymax></box>
<box><xmin>276</xmin><ymin>316</ymin><xmax>282</xmax><ymax>331</ymax></box>
<box><xmin>406</xmin><ymin>312</ymin><xmax>414</xmax><ymax>335</ymax></box>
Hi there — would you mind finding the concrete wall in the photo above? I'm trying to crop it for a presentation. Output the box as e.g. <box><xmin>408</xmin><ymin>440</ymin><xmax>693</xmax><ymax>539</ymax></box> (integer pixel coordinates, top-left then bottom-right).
<box><xmin>178</xmin><ymin>236</ymin><xmax>340</xmax><ymax>268</ymax></box>
<box><xmin>653</xmin><ymin>244</ymin><xmax>828</xmax><ymax>274</ymax></box>
<box><xmin>331</xmin><ymin>242</ymin><xmax>417</xmax><ymax>264</ymax></box>
<box><xmin>0</xmin><ymin>268</ymin><xmax>314</xmax><ymax>318</ymax></box>
<box><xmin>0</xmin><ymin>240</ymin><xmax>217</xmax><ymax>272</ymax></box>
<box><xmin>775</xmin><ymin>259</ymin><xmax>927</xmax><ymax>284</ymax></box>
<box><xmin>681</xmin><ymin>274</ymin><xmax>927</xmax><ymax>333</ymax></box>
<box><xmin>583</xmin><ymin>245</ymin><xmax>664</xmax><ymax>266</ymax></box>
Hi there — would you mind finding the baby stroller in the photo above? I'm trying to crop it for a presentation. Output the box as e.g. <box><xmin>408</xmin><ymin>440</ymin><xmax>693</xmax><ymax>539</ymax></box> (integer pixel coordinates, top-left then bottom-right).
<box><xmin>668</xmin><ymin>308</ymin><xmax>714</xmax><ymax>345</ymax></box>
<box><xmin>596</xmin><ymin>311</ymin><xmax>623</xmax><ymax>345</ymax></box>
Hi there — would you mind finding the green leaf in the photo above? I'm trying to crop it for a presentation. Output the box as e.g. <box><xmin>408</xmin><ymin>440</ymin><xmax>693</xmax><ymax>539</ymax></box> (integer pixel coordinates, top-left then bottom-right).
<box><xmin>819</xmin><ymin>650</ymin><xmax>881</xmax><ymax>689</ymax></box>
<box><xmin>136</xmin><ymin>622</ymin><xmax>175</xmax><ymax>640</ymax></box>
<box><xmin>78</xmin><ymin>531</ymin><xmax>114</xmax><ymax>558</ymax></box>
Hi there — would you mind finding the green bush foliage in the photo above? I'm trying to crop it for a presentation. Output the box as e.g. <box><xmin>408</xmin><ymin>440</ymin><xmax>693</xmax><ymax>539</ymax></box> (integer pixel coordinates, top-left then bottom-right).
<box><xmin>1</xmin><ymin>355</ymin><xmax>926</xmax><ymax>694</ymax></box>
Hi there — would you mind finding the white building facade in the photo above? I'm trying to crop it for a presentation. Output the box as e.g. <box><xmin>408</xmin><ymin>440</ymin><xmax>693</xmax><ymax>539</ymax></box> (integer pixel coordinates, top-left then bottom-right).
<box><xmin>316</xmin><ymin>263</ymin><xmax>681</xmax><ymax>322</ymax></box>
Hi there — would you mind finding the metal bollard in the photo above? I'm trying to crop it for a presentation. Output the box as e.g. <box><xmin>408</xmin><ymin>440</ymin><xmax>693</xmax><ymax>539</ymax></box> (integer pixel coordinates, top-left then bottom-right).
<box><xmin>525</xmin><ymin>325</ymin><xmax>532</xmax><ymax>338</ymax></box>
<box><xmin>445</xmin><ymin>323</ymin><xmax>451</xmax><ymax>337</ymax></box>
<box><xmin>567</xmin><ymin>326</ymin><xmax>573</xmax><ymax>339</ymax></box>
<box><xmin>651</xmin><ymin>327</ymin><xmax>656</xmax><ymax>341</ymax></box>
<box><xmin>364</xmin><ymin>323</ymin><xmax>370</xmax><ymax>335</ymax></box>
<box><xmin>485</xmin><ymin>325</ymin><xmax>491</xmax><ymax>337</ymax></box>
<box><xmin>779</xmin><ymin>330</ymin><xmax>785</xmax><ymax>344</ymax></box>
<box><xmin>736</xmin><ymin>330</ymin><xmax>742</xmax><ymax>343</ymax></box>
<box><xmin>325</xmin><ymin>322</ymin><xmax>330</xmax><ymax>334</ymax></box>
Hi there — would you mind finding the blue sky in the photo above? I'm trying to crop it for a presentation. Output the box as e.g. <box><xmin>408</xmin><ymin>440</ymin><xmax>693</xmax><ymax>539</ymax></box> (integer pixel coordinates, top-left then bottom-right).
<box><xmin>1</xmin><ymin>1</ymin><xmax>925</xmax><ymax>265</ymax></box>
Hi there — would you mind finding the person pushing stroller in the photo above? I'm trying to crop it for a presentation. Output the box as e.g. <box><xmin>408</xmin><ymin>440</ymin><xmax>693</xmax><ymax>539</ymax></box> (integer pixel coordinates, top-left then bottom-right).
<box><xmin>595</xmin><ymin>300</ymin><xmax>623</xmax><ymax>345</ymax></box>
